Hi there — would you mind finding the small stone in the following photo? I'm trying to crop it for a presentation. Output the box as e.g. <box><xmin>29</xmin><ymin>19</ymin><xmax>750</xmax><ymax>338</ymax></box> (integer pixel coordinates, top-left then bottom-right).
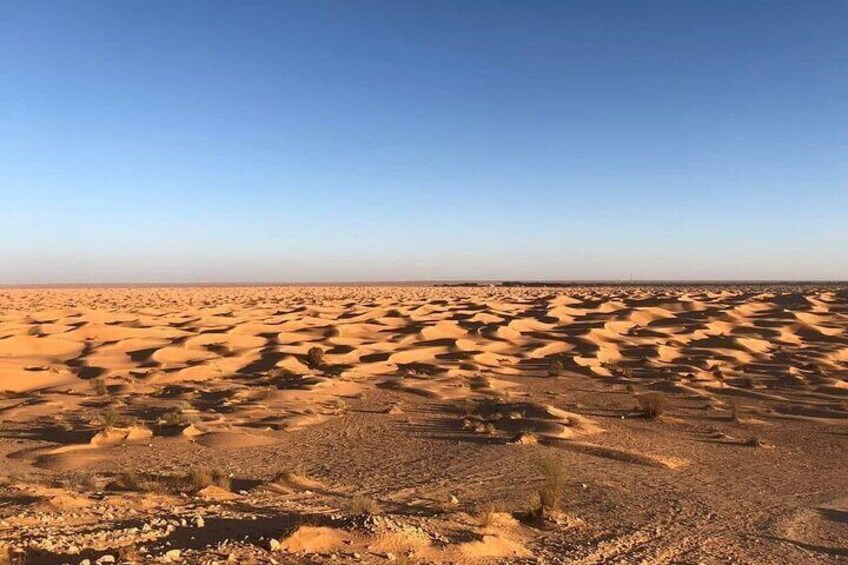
<box><xmin>165</xmin><ymin>549</ymin><xmax>181</xmax><ymax>561</ymax></box>
<box><xmin>96</xmin><ymin>556</ymin><xmax>115</xmax><ymax>564</ymax></box>
<box><xmin>269</xmin><ymin>539</ymin><xmax>281</xmax><ymax>551</ymax></box>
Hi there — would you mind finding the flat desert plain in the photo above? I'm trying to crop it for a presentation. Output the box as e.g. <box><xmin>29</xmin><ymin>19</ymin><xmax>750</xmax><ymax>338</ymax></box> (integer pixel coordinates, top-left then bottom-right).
<box><xmin>0</xmin><ymin>285</ymin><xmax>846</xmax><ymax>564</ymax></box>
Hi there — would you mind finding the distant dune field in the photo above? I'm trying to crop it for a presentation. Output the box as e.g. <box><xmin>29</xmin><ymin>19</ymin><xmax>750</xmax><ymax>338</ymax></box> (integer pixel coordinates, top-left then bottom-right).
<box><xmin>0</xmin><ymin>285</ymin><xmax>846</xmax><ymax>564</ymax></box>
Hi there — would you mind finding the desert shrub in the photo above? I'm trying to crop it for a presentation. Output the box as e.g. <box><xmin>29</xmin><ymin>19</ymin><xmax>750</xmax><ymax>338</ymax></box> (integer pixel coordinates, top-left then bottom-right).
<box><xmin>113</xmin><ymin>471</ymin><xmax>159</xmax><ymax>492</ymax></box>
<box><xmin>90</xmin><ymin>377</ymin><xmax>108</xmax><ymax>396</ymax></box>
<box><xmin>547</xmin><ymin>358</ymin><xmax>563</xmax><ymax>377</ymax></box>
<box><xmin>461</xmin><ymin>398</ymin><xmax>480</xmax><ymax>417</ymax></box>
<box><xmin>64</xmin><ymin>471</ymin><xmax>96</xmax><ymax>491</ymax></box>
<box><xmin>476</xmin><ymin>502</ymin><xmax>500</xmax><ymax>527</ymax></box>
<box><xmin>187</xmin><ymin>467</ymin><xmax>231</xmax><ymax>492</ymax></box>
<box><xmin>307</xmin><ymin>346</ymin><xmax>325</xmax><ymax>368</ymax></box>
<box><xmin>101</xmin><ymin>407</ymin><xmax>121</xmax><ymax>429</ymax></box>
<box><xmin>163</xmin><ymin>404</ymin><xmax>197</xmax><ymax>426</ymax></box>
<box><xmin>346</xmin><ymin>495</ymin><xmax>382</xmax><ymax>515</ymax></box>
<box><xmin>636</xmin><ymin>392</ymin><xmax>667</xmax><ymax>419</ymax></box>
<box><xmin>533</xmin><ymin>455</ymin><xmax>567</xmax><ymax>515</ymax></box>
<box><xmin>162</xmin><ymin>409</ymin><xmax>184</xmax><ymax>426</ymax></box>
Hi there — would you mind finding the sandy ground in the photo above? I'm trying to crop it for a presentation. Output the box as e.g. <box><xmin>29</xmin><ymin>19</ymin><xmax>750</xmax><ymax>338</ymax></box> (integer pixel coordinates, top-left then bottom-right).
<box><xmin>0</xmin><ymin>285</ymin><xmax>846</xmax><ymax>564</ymax></box>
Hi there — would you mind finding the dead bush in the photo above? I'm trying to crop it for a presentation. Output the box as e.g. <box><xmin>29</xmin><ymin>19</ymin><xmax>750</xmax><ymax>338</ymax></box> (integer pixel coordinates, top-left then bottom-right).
<box><xmin>636</xmin><ymin>392</ymin><xmax>667</xmax><ymax>419</ymax></box>
<box><xmin>346</xmin><ymin>495</ymin><xmax>381</xmax><ymax>515</ymax></box>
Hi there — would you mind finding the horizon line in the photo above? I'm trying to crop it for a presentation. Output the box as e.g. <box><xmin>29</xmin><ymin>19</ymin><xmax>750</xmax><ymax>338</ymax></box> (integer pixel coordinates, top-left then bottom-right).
<box><xmin>2</xmin><ymin>279</ymin><xmax>847</xmax><ymax>289</ymax></box>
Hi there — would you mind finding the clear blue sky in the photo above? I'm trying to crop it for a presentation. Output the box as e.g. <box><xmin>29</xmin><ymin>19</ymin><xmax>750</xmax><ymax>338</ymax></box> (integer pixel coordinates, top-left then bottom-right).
<box><xmin>2</xmin><ymin>1</ymin><xmax>846</xmax><ymax>283</ymax></box>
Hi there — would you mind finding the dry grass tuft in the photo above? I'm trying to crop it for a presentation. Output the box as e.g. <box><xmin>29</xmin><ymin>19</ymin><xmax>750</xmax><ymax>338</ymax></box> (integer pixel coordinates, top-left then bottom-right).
<box><xmin>531</xmin><ymin>455</ymin><xmax>567</xmax><ymax>516</ymax></box>
<box><xmin>636</xmin><ymin>392</ymin><xmax>667</xmax><ymax>419</ymax></box>
<box><xmin>100</xmin><ymin>407</ymin><xmax>121</xmax><ymax>429</ymax></box>
<box><xmin>476</xmin><ymin>502</ymin><xmax>500</xmax><ymax>527</ymax></box>
<box><xmin>346</xmin><ymin>494</ymin><xmax>382</xmax><ymax>515</ymax></box>
<box><xmin>90</xmin><ymin>377</ymin><xmax>108</xmax><ymax>396</ymax></box>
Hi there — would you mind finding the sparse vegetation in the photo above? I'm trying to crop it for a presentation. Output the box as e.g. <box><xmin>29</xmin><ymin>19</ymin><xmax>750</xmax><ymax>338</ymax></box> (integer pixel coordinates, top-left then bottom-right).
<box><xmin>533</xmin><ymin>455</ymin><xmax>567</xmax><ymax>515</ymax></box>
<box><xmin>90</xmin><ymin>377</ymin><xmax>108</xmax><ymax>396</ymax></box>
<box><xmin>187</xmin><ymin>467</ymin><xmax>231</xmax><ymax>492</ymax></box>
<box><xmin>346</xmin><ymin>494</ymin><xmax>382</xmax><ymax>515</ymax></box>
<box><xmin>636</xmin><ymin>392</ymin><xmax>667</xmax><ymax>419</ymax></box>
<box><xmin>307</xmin><ymin>346</ymin><xmax>324</xmax><ymax>368</ymax></box>
<box><xmin>63</xmin><ymin>471</ymin><xmax>96</xmax><ymax>491</ymax></box>
<box><xmin>547</xmin><ymin>358</ymin><xmax>563</xmax><ymax>376</ymax></box>
<box><xmin>163</xmin><ymin>404</ymin><xmax>197</xmax><ymax>426</ymax></box>
<box><xmin>461</xmin><ymin>398</ymin><xmax>480</xmax><ymax>417</ymax></box>
<box><xmin>100</xmin><ymin>406</ymin><xmax>121</xmax><ymax>429</ymax></box>
<box><xmin>476</xmin><ymin>502</ymin><xmax>500</xmax><ymax>527</ymax></box>
<box><xmin>113</xmin><ymin>471</ymin><xmax>160</xmax><ymax>492</ymax></box>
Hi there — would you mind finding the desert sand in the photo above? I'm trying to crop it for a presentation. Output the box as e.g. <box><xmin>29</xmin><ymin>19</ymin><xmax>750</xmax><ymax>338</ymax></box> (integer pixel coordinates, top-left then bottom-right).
<box><xmin>0</xmin><ymin>284</ymin><xmax>845</xmax><ymax>564</ymax></box>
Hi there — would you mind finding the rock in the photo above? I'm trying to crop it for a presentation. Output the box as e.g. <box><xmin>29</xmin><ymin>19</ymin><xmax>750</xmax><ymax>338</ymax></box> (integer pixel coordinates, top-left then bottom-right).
<box><xmin>195</xmin><ymin>516</ymin><xmax>205</xmax><ymax>528</ymax></box>
<box><xmin>165</xmin><ymin>549</ymin><xmax>182</xmax><ymax>561</ymax></box>
<box><xmin>269</xmin><ymin>539</ymin><xmax>281</xmax><ymax>551</ymax></box>
<box><xmin>79</xmin><ymin>560</ymin><xmax>91</xmax><ymax>565</ymax></box>
<box><xmin>96</xmin><ymin>556</ymin><xmax>115</xmax><ymax>564</ymax></box>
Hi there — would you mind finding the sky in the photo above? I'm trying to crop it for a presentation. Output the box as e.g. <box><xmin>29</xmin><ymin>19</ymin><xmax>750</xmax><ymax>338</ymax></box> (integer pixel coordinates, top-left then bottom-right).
<box><xmin>1</xmin><ymin>1</ymin><xmax>846</xmax><ymax>283</ymax></box>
